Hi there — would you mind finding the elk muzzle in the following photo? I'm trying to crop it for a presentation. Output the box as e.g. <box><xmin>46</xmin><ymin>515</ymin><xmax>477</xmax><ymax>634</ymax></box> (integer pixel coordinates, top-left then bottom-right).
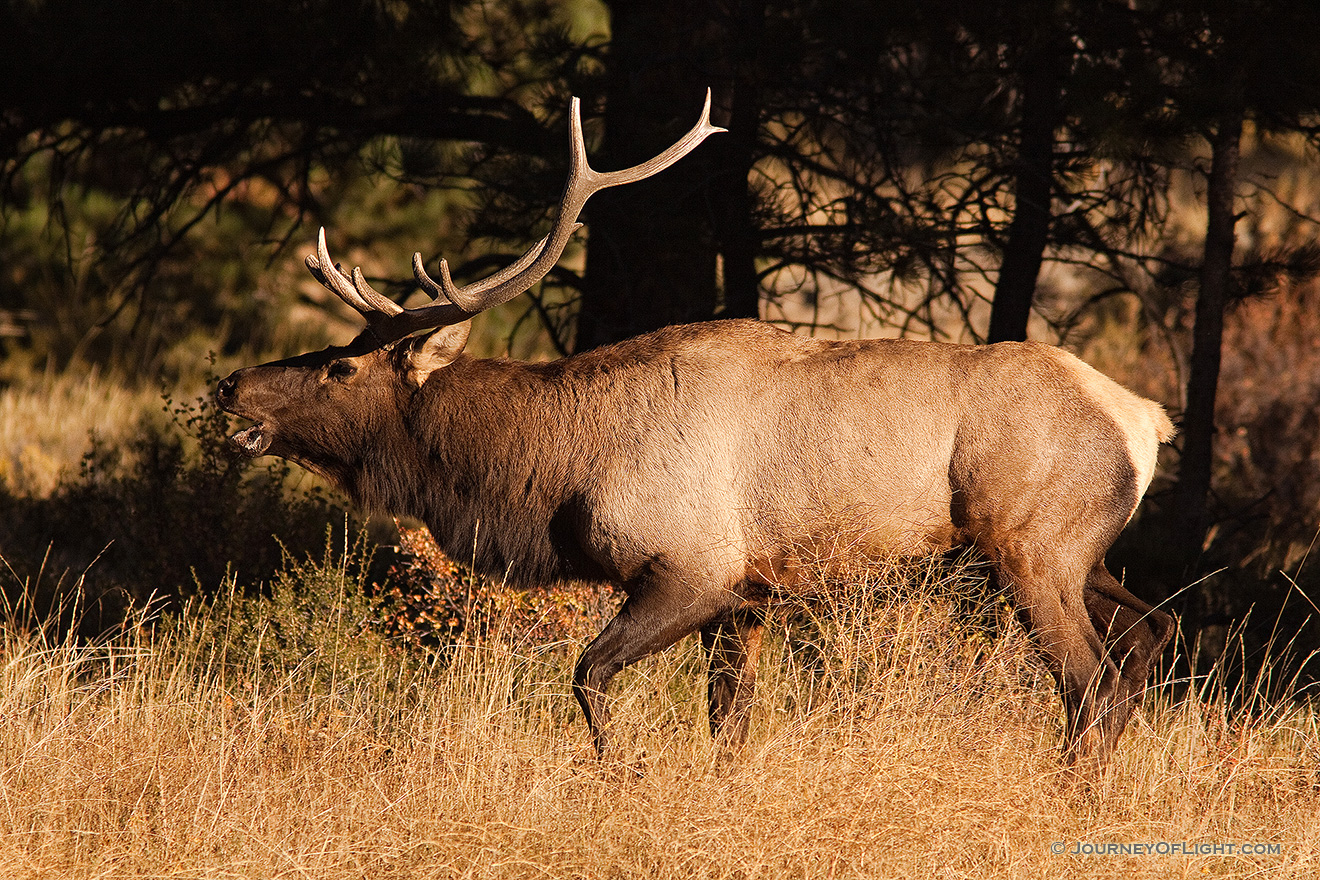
<box><xmin>216</xmin><ymin>370</ymin><xmax>275</xmax><ymax>456</ymax></box>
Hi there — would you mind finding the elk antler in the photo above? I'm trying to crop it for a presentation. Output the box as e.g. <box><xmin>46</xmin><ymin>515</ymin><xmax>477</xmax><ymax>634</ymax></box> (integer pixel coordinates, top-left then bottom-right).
<box><xmin>306</xmin><ymin>90</ymin><xmax>725</xmax><ymax>347</ymax></box>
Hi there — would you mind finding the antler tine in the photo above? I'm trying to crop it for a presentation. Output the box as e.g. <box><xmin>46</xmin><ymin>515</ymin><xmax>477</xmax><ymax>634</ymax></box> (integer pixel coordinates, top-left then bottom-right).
<box><xmin>306</xmin><ymin>229</ymin><xmax>367</xmax><ymax>313</ymax></box>
<box><xmin>419</xmin><ymin>90</ymin><xmax>724</xmax><ymax>315</ymax></box>
<box><xmin>305</xmin><ymin>228</ymin><xmax>469</xmax><ymax>347</ymax></box>
<box><xmin>349</xmin><ymin>268</ymin><xmax>403</xmax><ymax>317</ymax></box>
<box><xmin>307</xmin><ymin>228</ymin><xmax>403</xmax><ymax>318</ymax></box>
<box><xmin>310</xmin><ymin>90</ymin><xmax>722</xmax><ymax>346</ymax></box>
<box><xmin>412</xmin><ymin>225</ymin><xmax>580</xmax><ymax>303</ymax></box>
<box><xmin>412</xmin><ymin>251</ymin><xmax>459</xmax><ymax>302</ymax></box>
<box><xmin>588</xmin><ymin>88</ymin><xmax>725</xmax><ymax>190</ymax></box>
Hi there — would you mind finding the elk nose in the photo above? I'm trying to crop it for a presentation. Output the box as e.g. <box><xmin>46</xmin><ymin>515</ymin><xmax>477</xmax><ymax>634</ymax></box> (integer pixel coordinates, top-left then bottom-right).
<box><xmin>216</xmin><ymin>373</ymin><xmax>238</xmax><ymax>407</ymax></box>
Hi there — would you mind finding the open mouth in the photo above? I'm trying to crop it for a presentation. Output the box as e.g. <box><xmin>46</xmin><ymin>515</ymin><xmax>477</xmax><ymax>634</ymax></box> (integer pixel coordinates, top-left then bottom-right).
<box><xmin>230</xmin><ymin>423</ymin><xmax>273</xmax><ymax>456</ymax></box>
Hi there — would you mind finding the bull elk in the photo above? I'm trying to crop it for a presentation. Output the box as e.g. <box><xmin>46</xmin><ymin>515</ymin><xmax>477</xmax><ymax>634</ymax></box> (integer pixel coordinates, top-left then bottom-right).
<box><xmin>217</xmin><ymin>91</ymin><xmax>1176</xmax><ymax>768</ymax></box>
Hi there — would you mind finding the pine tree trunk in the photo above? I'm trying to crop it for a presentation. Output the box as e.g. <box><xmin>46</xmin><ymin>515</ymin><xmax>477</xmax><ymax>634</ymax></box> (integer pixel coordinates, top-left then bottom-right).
<box><xmin>575</xmin><ymin>0</ymin><xmax>762</xmax><ymax>351</ymax></box>
<box><xmin>986</xmin><ymin>45</ymin><xmax>1064</xmax><ymax>343</ymax></box>
<box><xmin>708</xmin><ymin>0</ymin><xmax>763</xmax><ymax>321</ymax></box>
<box><xmin>1169</xmin><ymin>104</ymin><xmax>1245</xmax><ymax>572</ymax></box>
<box><xmin>575</xmin><ymin>2</ymin><xmax>719</xmax><ymax>351</ymax></box>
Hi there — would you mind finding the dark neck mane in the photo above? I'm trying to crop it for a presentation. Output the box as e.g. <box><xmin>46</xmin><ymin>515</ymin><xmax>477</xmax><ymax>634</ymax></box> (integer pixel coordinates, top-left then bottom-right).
<box><xmin>357</xmin><ymin>355</ymin><xmax>603</xmax><ymax>586</ymax></box>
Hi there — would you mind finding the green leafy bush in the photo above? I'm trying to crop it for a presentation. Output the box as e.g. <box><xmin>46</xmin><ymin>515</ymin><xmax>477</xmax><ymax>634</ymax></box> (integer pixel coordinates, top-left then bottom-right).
<box><xmin>175</xmin><ymin>530</ymin><xmax>414</xmax><ymax>700</ymax></box>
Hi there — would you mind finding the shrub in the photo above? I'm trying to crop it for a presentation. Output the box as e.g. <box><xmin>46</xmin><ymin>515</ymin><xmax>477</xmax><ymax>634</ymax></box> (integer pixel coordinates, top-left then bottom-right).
<box><xmin>378</xmin><ymin>519</ymin><xmax>619</xmax><ymax>655</ymax></box>
<box><xmin>173</xmin><ymin>529</ymin><xmax>416</xmax><ymax>701</ymax></box>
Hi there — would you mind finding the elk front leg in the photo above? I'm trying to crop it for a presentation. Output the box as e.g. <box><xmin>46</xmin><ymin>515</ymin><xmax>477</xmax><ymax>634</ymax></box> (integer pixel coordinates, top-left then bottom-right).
<box><xmin>1084</xmin><ymin>563</ymin><xmax>1175</xmax><ymax>749</ymax></box>
<box><xmin>701</xmin><ymin>606</ymin><xmax>765</xmax><ymax>747</ymax></box>
<box><xmin>573</xmin><ymin>577</ymin><xmax>733</xmax><ymax>757</ymax></box>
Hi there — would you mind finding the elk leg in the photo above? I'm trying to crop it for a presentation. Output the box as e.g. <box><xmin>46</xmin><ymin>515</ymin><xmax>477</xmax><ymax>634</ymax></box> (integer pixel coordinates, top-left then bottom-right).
<box><xmin>573</xmin><ymin>580</ymin><xmax>734</xmax><ymax>757</ymax></box>
<box><xmin>998</xmin><ymin>552</ymin><xmax>1120</xmax><ymax>766</ymax></box>
<box><xmin>1084</xmin><ymin>563</ymin><xmax>1175</xmax><ymax>749</ymax></box>
<box><xmin>700</xmin><ymin>606</ymin><xmax>766</xmax><ymax>747</ymax></box>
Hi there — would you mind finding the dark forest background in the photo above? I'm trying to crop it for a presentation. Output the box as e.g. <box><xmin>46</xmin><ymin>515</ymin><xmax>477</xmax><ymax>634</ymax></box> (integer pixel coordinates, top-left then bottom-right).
<box><xmin>4</xmin><ymin>0</ymin><xmax>1320</xmax><ymax>683</ymax></box>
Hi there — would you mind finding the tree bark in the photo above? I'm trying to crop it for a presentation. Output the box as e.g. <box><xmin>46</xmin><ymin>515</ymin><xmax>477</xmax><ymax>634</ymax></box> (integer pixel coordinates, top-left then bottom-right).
<box><xmin>575</xmin><ymin>2</ymin><xmax>720</xmax><ymax>351</ymax></box>
<box><xmin>708</xmin><ymin>0</ymin><xmax>764</xmax><ymax>321</ymax></box>
<box><xmin>986</xmin><ymin>43</ymin><xmax>1065</xmax><ymax>343</ymax></box>
<box><xmin>1169</xmin><ymin>100</ymin><xmax>1245</xmax><ymax>573</ymax></box>
<box><xmin>575</xmin><ymin>0</ymin><xmax>762</xmax><ymax>351</ymax></box>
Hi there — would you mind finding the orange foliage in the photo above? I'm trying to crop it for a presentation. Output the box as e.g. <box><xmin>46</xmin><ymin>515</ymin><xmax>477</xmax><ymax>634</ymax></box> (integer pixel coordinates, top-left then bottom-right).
<box><xmin>378</xmin><ymin>519</ymin><xmax>620</xmax><ymax>650</ymax></box>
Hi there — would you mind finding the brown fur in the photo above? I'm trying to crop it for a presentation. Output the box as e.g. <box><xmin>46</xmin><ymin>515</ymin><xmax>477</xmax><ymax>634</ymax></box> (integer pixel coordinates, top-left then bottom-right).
<box><xmin>217</xmin><ymin>318</ymin><xmax>1175</xmax><ymax>766</ymax></box>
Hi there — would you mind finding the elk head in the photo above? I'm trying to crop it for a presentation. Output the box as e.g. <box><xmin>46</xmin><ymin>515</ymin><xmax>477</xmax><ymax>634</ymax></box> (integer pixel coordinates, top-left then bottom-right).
<box><xmin>216</xmin><ymin>92</ymin><xmax>724</xmax><ymax>489</ymax></box>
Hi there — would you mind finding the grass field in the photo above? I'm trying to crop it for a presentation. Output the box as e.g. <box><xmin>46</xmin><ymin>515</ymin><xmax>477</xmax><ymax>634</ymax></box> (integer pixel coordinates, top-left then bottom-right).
<box><xmin>0</xmin><ymin>543</ymin><xmax>1315</xmax><ymax>880</ymax></box>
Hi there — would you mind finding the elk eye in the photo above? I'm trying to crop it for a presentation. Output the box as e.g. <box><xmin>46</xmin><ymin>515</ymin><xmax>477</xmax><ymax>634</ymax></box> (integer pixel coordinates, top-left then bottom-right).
<box><xmin>327</xmin><ymin>360</ymin><xmax>357</xmax><ymax>381</ymax></box>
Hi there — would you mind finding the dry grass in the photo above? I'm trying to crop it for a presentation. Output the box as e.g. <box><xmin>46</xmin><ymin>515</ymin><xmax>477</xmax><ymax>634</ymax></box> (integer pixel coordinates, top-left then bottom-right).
<box><xmin>0</xmin><ymin>552</ymin><xmax>1317</xmax><ymax>880</ymax></box>
<box><xmin>0</xmin><ymin>368</ymin><xmax>170</xmax><ymax>497</ymax></box>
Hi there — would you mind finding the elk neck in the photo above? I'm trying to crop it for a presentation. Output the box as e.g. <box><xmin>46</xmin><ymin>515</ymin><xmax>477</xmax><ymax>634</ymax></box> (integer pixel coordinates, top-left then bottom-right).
<box><xmin>374</xmin><ymin>353</ymin><xmax>607</xmax><ymax>586</ymax></box>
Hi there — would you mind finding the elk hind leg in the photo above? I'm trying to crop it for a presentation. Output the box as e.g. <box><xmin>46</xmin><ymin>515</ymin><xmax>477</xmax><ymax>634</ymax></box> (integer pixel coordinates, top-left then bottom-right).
<box><xmin>701</xmin><ymin>605</ymin><xmax>766</xmax><ymax>747</ymax></box>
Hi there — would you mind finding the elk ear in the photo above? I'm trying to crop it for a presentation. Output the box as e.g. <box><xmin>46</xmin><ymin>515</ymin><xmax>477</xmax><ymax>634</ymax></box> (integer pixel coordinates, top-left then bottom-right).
<box><xmin>406</xmin><ymin>321</ymin><xmax>472</xmax><ymax>387</ymax></box>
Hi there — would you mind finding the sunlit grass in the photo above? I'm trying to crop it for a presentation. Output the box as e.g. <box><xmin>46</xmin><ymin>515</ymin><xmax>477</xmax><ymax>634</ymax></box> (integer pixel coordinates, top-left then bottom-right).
<box><xmin>0</xmin><ymin>368</ymin><xmax>170</xmax><ymax>497</ymax></box>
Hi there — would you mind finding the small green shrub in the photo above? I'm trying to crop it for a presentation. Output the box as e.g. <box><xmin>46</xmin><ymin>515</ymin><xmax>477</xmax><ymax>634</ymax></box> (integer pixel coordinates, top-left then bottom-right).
<box><xmin>173</xmin><ymin>529</ymin><xmax>414</xmax><ymax>701</ymax></box>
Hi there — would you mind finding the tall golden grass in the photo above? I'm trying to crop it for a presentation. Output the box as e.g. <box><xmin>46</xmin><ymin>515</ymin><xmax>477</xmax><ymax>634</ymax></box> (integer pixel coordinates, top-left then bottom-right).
<box><xmin>0</xmin><ymin>368</ymin><xmax>168</xmax><ymax>497</ymax></box>
<box><xmin>0</xmin><ymin>544</ymin><xmax>1315</xmax><ymax>880</ymax></box>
